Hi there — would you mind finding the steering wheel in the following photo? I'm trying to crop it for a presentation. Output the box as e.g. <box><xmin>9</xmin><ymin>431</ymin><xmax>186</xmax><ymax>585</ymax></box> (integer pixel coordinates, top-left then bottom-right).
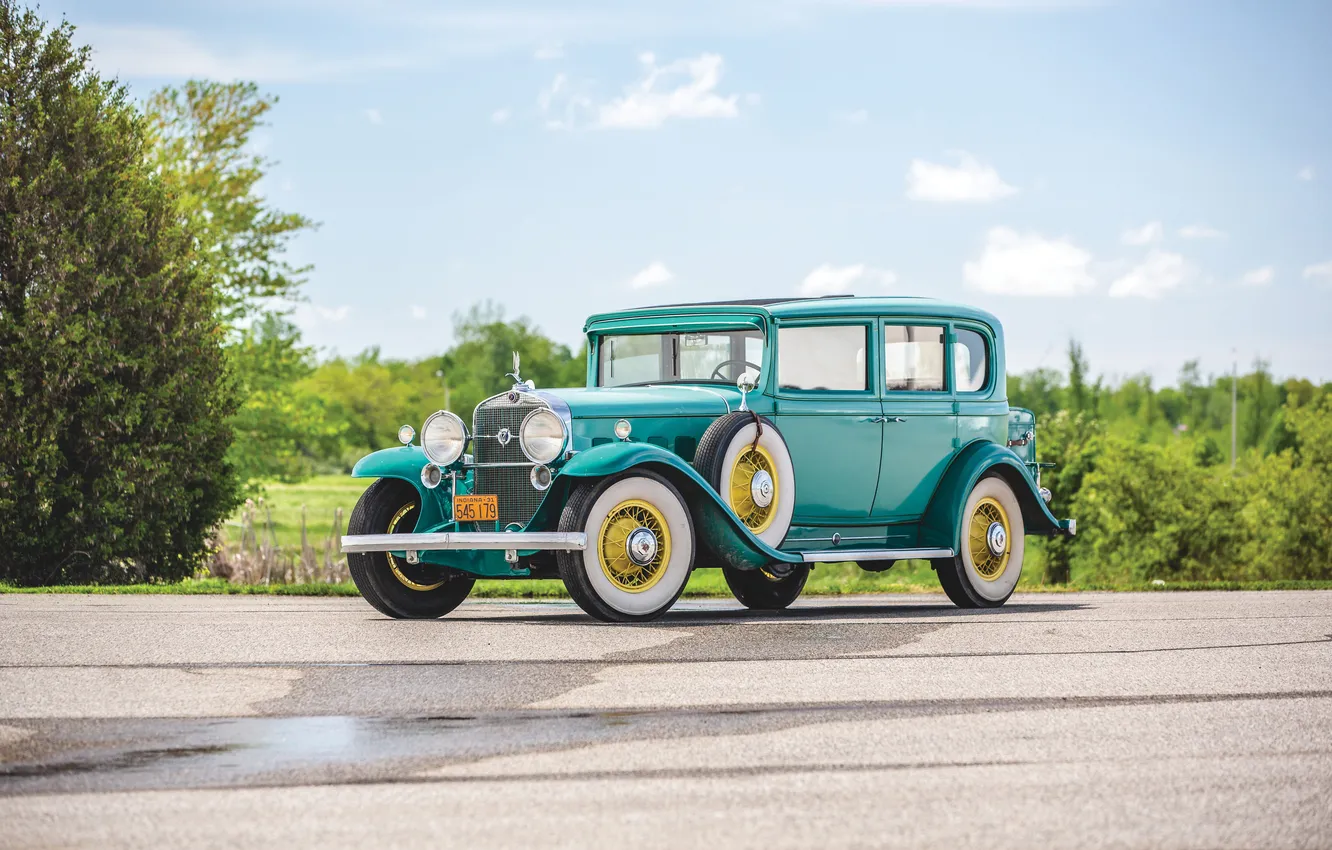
<box><xmin>709</xmin><ymin>359</ymin><xmax>762</xmax><ymax>381</ymax></box>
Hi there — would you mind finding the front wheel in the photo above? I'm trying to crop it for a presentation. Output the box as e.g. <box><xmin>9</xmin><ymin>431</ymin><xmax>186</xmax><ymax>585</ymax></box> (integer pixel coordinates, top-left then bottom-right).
<box><xmin>347</xmin><ymin>478</ymin><xmax>474</xmax><ymax>619</ymax></box>
<box><xmin>556</xmin><ymin>471</ymin><xmax>695</xmax><ymax>623</ymax></box>
<box><xmin>722</xmin><ymin>564</ymin><xmax>810</xmax><ymax>610</ymax></box>
<box><xmin>934</xmin><ymin>475</ymin><xmax>1025</xmax><ymax>608</ymax></box>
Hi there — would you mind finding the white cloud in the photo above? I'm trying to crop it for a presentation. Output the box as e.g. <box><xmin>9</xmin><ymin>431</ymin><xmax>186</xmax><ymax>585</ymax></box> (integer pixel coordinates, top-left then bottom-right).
<box><xmin>798</xmin><ymin>264</ymin><xmax>896</xmax><ymax>297</ymax></box>
<box><xmin>491</xmin><ymin>107</ymin><xmax>511</xmax><ymax>124</ymax></box>
<box><xmin>1240</xmin><ymin>267</ymin><xmax>1275</xmax><ymax>287</ymax></box>
<box><xmin>365</xmin><ymin>108</ymin><xmax>383</xmax><ymax>125</ymax></box>
<box><xmin>628</xmin><ymin>262</ymin><xmax>674</xmax><ymax>289</ymax></box>
<box><xmin>834</xmin><ymin>108</ymin><xmax>869</xmax><ymax>125</ymax></box>
<box><xmin>1108</xmin><ymin>250</ymin><xmax>1195</xmax><ymax>299</ymax></box>
<box><xmin>534</xmin><ymin>44</ymin><xmax>564</xmax><ymax>60</ymax></box>
<box><xmin>1304</xmin><ymin>260</ymin><xmax>1332</xmax><ymax>283</ymax></box>
<box><xmin>410</xmin><ymin>305</ymin><xmax>428</xmax><ymax>320</ymax></box>
<box><xmin>1178</xmin><ymin>224</ymin><xmax>1226</xmax><ymax>240</ymax></box>
<box><xmin>80</xmin><ymin>24</ymin><xmax>407</xmax><ymax>83</ymax></box>
<box><xmin>1121</xmin><ymin>221</ymin><xmax>1163</xmax><ymax>246</ymax></box>
<box><xmin>296</xmin><ymin>304</ymin><xmax>351</xmax><ymax>326</ymax></box>
<box><xmin>1298</xmin><ymin>166</ymin><xmax>1315</xmax><ymax>181</ymax></box>
<box><xmin>905</xmin><ymin>152</ymin><xmax>1017</xmax><ymax>203</ymax></box>
<box><xmin>596</xmin><ymin>53</ymin><xmax>740</xmax><ymax>129</ymax></box>
<box><xmin>963</xmin><ymin>228</ymin><xmax>1095</xmax><ymax>296</ymax></box>
<box><xmin>538</xmin><ymin>73</ymin><xmax>593</xmax><ymax>130</ymax></box>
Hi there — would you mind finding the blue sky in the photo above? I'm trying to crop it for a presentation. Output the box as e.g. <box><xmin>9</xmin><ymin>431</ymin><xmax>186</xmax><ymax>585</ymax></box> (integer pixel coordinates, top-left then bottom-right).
<box><xmin>55</xmin><ymin>0</ymin><xmax>1332</xmax><ymax>383</ymax></box>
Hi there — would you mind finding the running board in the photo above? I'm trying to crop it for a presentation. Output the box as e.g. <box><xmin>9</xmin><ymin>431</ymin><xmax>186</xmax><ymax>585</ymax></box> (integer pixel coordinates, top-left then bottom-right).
<box><xmin>798</xmin><ymin>547</ymin><xmax>954</xmax><ymax>563</ymax></box>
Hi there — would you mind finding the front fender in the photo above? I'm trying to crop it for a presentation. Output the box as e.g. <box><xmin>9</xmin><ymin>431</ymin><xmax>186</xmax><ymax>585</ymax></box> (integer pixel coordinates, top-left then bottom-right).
<box><xmin>350</xmin><ymin>446</ymin><xmax>448</xmax><ymax>531</ymax></box>
<box><xmin>528</xmin><ymin>442</ymin><xmax>802</xmax><ymax>569</ymax></box>
<box><xmin>919</xmin><ymin>440</ymin><xmax>1070</xmax><ymax>551</ymax></box>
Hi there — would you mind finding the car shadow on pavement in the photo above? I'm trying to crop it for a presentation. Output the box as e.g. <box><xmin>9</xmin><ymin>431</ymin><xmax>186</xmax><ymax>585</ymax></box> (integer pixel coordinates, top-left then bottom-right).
<box><xmin>445</xmin><ymin>601</ymin><xmax>1093</xmax><ymax>625</ymax></box>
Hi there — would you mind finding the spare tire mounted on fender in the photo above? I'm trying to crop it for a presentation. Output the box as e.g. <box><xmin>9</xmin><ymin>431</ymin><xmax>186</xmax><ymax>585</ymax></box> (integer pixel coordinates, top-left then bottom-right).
<box><xmin>693</xmin><ymin>411</ymin><xmax>796</xmax><ymax>548</ymax></box>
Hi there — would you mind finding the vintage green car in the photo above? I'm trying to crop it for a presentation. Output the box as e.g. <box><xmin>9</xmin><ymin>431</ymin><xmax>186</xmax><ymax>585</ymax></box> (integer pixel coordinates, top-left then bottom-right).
<box><xmin>341</xmin><ymin>296</ymin><xmax>1075</xmax><ymax>622</ymax></box>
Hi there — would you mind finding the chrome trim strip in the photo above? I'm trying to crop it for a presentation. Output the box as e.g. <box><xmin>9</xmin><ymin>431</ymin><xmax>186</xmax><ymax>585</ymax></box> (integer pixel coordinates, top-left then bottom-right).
<box><xmin>342</xmin><ymin>532</ymin><xmax>587</xmax><ymax>553</ymax></box>
<box><xmin>794</xmin><ymin>535</ymin><xmax>882</xmax><ymax>543</ymax></box>
<box><xmin>800</xmin><ymin>547</ymin><xmax>954</xmax><ymax>563</ymax></box>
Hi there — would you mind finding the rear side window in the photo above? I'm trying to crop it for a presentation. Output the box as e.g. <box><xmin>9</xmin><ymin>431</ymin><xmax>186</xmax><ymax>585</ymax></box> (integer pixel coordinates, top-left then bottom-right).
<box><xmin>777</xmin><ymin>325</ymin><xmax>868</xmax><ymax>391</ymax></box>
<box><xmin>954</xmin><ymin>328</ymin><xmax>990</xmax><ymax>393</ymax></box>
<box><xmin>883</xmin><ymin>325</ymin><xmax>945</xmax><ymax>391</ymax></box>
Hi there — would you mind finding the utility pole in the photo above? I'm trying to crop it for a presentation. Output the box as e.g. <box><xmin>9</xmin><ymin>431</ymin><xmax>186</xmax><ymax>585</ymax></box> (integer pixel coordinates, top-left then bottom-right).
<box><xmin>1230</xmin><ymin>353</ymin><xmax>1238</xmax><ymax>469</ymax></box>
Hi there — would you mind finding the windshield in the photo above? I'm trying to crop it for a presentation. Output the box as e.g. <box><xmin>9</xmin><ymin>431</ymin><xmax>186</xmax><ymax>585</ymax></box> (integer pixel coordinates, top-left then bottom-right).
<box><xmin>598</xmin><ymin>330</ymin><xmax>764</xmax><ymax>387</ymax></box>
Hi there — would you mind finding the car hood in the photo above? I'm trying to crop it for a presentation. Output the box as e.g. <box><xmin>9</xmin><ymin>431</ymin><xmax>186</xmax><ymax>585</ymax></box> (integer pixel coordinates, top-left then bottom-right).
<box><xmin>539</xmin><ymin>385</ymin><xmax>743</xmax><ymax>419</ymax></box>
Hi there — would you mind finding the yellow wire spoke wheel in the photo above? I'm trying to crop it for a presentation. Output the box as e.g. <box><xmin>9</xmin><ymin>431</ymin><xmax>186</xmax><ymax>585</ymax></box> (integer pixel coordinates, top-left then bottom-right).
<box><xmin>967</xmin><ymin>496</ymin><xmax>1011</xmax><ymax>581</ymax></box>
<box><xmin>598</xmin><ymin>499</ymin><xmax>672</xmax><ymax>593</ymax></box>
<box><xmin>728</xmin><ymin>445</ymin><xmax>779</xmax><ymax>534</ymax></box>
<box><xmin>386</xmin><ymin>502</ymin><xmax>446</xmax><ymax>591</ymax></box>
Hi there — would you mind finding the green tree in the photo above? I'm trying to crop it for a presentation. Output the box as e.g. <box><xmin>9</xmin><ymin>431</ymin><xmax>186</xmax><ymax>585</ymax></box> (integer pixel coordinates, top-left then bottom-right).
<box><xmin>227</xmin><ymin>314</ymin><xmax>342</xmax><ymax>486</ymax></box>
<box><xmin>0</xmin><ymin>5</ymin><xmax>238</xmax><ymax>584</ymax></box>
<box><xmin>437</xmin><ymin>302</ymin><xmax>585</xmax><ymax>423</ymax></box>
<box><xmin>145</xmin><ymin>81</ymin><xmax>315</xmax><ymax>325</ymax></box>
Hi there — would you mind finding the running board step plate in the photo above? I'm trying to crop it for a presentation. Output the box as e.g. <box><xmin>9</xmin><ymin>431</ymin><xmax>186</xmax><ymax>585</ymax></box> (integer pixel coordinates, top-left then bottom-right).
<box><xmin>798</xmin><ymin>547</ymin><xmax>954</xmax><ymax>563</ymax></box>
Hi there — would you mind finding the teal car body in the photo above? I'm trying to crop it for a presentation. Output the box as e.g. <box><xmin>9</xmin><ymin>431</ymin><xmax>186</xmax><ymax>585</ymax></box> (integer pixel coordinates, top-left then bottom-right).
<box><xmin>346</xmin><ymin>296</ymin><xmax>1073</xmax><ymax>582</ymax></box>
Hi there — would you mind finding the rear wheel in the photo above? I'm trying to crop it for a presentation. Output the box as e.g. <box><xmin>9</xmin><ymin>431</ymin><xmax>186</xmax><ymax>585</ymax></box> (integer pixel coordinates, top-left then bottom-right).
<box><xmin>934</xmin><ymin>475</ymin><xmax>1024</xmax><ymax>608</ymax></box>
<box><xmin>722</xmin><ymin>564</ymin><xmax>810</xmax><ymax>610</ymax></box>
<box><xmin>347</xmin><ymin>478</ymin><xmax>475</xmax><ymax>619</ymax></box>
<box><xmin>556</xmin><ymin>471</ymin><xmax>695</xmax><ymax>623</ymax></box>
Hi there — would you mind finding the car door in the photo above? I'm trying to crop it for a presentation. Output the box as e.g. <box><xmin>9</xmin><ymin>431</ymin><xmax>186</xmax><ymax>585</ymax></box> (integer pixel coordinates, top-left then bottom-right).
<box><xmin>871</xmin><ymin>320</ymin><xmax>957</xmax><ymax>520</ymax></box>
<box><xmin>772</xmin><ymin>320</ymin><xmax>883</xmax><ymax>520</ymax></box>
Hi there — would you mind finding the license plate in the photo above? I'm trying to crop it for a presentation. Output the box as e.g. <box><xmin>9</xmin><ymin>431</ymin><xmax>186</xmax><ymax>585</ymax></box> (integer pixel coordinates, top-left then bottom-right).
<box><xmin>453</xmin><ymin>494</ymin><xmax>498</xmax><ymax>523</ymax></box>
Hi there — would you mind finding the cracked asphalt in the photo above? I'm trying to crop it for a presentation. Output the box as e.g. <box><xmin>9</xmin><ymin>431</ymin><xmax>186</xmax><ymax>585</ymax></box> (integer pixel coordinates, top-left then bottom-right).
<box><xmin>1</xmin><ymin>590</ymin><xmax>1330</xmax><ymax>849</ymax></box>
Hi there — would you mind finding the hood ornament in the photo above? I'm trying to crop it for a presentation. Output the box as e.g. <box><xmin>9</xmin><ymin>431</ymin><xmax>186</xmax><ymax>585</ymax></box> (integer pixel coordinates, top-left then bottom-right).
<box><xmin>506</xmin><ymin>350</ymin><xmax>535</xmax><ymax>393</ymax></box>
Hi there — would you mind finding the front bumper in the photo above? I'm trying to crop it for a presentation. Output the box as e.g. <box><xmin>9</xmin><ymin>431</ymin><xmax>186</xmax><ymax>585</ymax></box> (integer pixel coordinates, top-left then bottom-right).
<box><xmin>341</xmin><ymin>531</ymin><xmax>586</xmax><ymax>555</ymax></box>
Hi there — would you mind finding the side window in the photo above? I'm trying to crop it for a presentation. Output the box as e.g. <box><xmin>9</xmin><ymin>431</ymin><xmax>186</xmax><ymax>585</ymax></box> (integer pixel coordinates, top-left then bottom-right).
<box><xmin>883</xmin><ymin>325</ymin><xmax>945</xmax><ymax>391</ymax></box>
<box><xmin>954</xmin><ymin>328</ymin><xmax>990</xmax><ymax>393</ymax></box>
<box><xmin>777</xmin><ymin>325</ymin><xmax>868</xmax><ymax>391</ymax></box>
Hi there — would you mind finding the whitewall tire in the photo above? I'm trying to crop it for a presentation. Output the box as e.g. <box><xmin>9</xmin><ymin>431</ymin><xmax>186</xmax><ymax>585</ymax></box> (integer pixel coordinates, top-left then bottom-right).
<box><xmin>556</xmin><ymin>472</ymin><xmax>695</xmax><ymax>622</ymax></box>
<box><xmin>693</xmin><ymin>412</ymin><xmax>795</xmax><ymax>548</ymax></box>
<box><xmin>934</xmin><ymin>475</ymin><xmax>1025</xmax><ymax>608</ymax></box>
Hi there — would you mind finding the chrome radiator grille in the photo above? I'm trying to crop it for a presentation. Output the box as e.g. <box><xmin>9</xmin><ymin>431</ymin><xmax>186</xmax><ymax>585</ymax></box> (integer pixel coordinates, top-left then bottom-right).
<box><xmin>471</xmin><ymin>394</ymin><xmax>546</xmax><ymax>528</ymax></box>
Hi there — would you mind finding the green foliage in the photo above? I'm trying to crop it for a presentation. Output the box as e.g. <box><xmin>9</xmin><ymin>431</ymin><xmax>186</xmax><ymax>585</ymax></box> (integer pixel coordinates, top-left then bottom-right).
<box><xmin>1069</xmin><ymin>439</ymin><xmax>1248</xmax><ymax>583</ymax></box>
<box><xmin>227</xmin><ymin>314</ymin><xmax>342</xmax><ymax>486</ymax></box>
<box><xmin>298</xmin><ymin>303</ymin><xmax>585</xmax><ymax>462</ymax></box>
<box><xmin>1014</xmin><ymin>346</ymin><xmax>1332</xmax><ymax>584</ymax></box>
<box><xmin>145</xmin><ymin>80</ymin><xmax>315</xmax><ymax>325</ymax></box>
<box><xmin>438</xmin><ymin>302</ymin><xmax>585</xmax><ymax>423</ymax></box>
<box><xmin>0</xmin><ymin>6</ymin><xmax>239</xmax><ymax>584</ymax></box>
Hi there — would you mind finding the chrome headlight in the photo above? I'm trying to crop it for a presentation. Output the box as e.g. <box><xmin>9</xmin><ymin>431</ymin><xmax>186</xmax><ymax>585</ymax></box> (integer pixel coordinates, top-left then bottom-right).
<box><xmin>520</xmin><ymin>408</ymin><xmax>566</xmax><ymax>464</ymax></box>
<box><xmin>421</xmin><ymin>411</ymin><xmax>466</xmax><ymax>466</ymax></box>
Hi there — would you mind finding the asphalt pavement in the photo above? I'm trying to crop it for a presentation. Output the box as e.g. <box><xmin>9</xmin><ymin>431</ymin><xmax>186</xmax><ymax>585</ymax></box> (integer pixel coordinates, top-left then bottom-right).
<box><xmin>1</xmin><ymin>590</ymin><xmax>1330</xmax><ymax>849</ymax></box>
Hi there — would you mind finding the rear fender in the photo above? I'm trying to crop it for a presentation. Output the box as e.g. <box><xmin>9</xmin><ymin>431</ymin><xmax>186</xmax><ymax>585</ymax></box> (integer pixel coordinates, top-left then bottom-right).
<box><xmin>529</xmin><ymin>442</ymin><xmax>802</xmax><ymax>569</ymax></box>
<box><xmin>919</xmin><ymin>440</ymin><xmax>1067</xmax><ymax>551</ymax></box>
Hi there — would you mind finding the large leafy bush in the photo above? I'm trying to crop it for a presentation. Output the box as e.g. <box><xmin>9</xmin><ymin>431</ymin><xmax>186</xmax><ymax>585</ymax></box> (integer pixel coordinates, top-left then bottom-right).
<box><xmin>0</xmin><ymin>7</ymin><xmax>238</xmax><ymax>584</ymax></box>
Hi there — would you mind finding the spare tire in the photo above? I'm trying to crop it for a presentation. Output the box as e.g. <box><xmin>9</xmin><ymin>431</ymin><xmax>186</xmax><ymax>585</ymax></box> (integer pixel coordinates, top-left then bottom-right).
<box><xmin>693</xmin><ymin>411</ymin><xmax>795</xmax><ymax>548</ymax></box>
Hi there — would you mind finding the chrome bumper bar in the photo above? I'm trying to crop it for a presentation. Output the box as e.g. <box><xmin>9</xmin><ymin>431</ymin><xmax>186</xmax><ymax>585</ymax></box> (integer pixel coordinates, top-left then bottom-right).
<box><xmin>341</xmin><ymin>532</ymin><xmax>587</xmax><ymax>554</ymax></box>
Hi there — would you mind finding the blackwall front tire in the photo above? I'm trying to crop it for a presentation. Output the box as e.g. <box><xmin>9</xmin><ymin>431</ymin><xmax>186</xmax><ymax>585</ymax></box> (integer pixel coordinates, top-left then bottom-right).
<box><xmin>722</xmin><ymin>564</ymin><xmax>810</xmax><ymax>610</ymax></box>
<box><xmin>556</xmin><ymin>471</ymin><xmax>695</xmax><ymax>623</ymax></box>
<box><xmin>693</xmin><ymin>412</ymin><xmax>795</xmax><ymax>548</ymax></box>
<box><xmin>934</xmin><ymin>475</ymin><xmax>1025</xmax><ymax>609</ymax></box>
<box><xmin>347</xmin><ymin>478</ymin><xmax>475</xmax><ymax>619</ymax></box>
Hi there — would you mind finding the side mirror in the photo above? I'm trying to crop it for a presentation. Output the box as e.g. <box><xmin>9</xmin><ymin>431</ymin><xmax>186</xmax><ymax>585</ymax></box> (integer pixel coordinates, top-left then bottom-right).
<box><xmin>737</xmin><ymin>374</ymin><xmax>757</xmax><ymax>411</ymax></box>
